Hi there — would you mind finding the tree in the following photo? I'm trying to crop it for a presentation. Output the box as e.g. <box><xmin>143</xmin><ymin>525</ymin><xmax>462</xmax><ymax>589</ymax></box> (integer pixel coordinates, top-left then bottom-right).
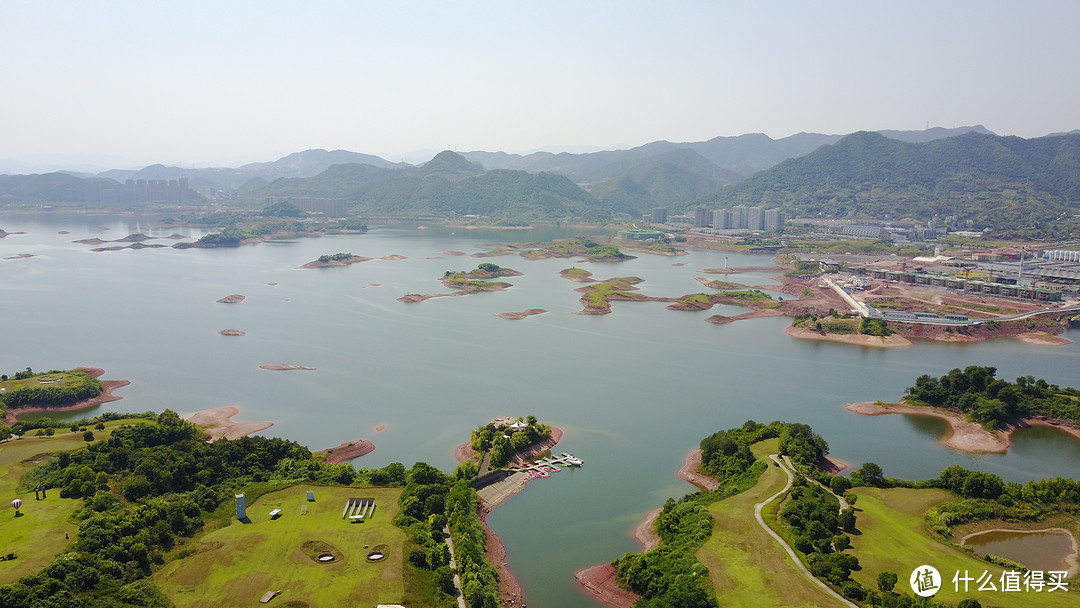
<box><xmin>433</xmin><ymin>565</ymin><xmax>456</xmax><ymax>595</ymax></box>
<box><xmin>851</xmin><ymin>462</ymin><xmax>885</xmax><ymax>487</ymax></box>
<box><xmin>838</xmin><ymin>507</ymin><xmax>856</xmax><ymax>532</ymax></box>
<box><xmin>82</xmin><ymin>431</ymin><xmax>94</xmax><ymax>442</ymax></box>
<box><xmin>877</xmin><ymin>571</ymin><xmax>898</xmax><ymax>592</ymax></box>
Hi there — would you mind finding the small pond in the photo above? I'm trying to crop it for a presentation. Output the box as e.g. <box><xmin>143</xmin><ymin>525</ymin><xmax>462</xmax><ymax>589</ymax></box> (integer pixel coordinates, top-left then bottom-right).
<box><xmin>964</xmin><ymin>529</ymin><xmax>1075</xmax><ymax>572</ymax></box>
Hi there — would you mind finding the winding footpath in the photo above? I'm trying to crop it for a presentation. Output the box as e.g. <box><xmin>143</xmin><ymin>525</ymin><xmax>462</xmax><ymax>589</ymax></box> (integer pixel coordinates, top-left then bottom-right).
<box><xmin>756</xmin><ymin>455</ymin><xmax>858</xmax><ymax>608</ymax></box>
<box><xmin>443</xmin><ymin>525</ymin><xmax>467</xmax><ymax>608</ymax></box>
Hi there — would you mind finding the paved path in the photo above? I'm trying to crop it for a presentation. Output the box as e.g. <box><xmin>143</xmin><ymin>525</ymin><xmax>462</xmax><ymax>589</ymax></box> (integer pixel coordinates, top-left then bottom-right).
<box><xmin>756</xmin><ymin>455</ymin><xmax>858</xmax><ymax>608</ymax></box>
<box><xmin>782</xmin><ymin>455</ymin><xmax>850</xmax><ymax>511</ymax></box>
<box><xmin>443</xmin><ymin>525</ymin><xmax>467</xmax><ymax>608</ymax></box>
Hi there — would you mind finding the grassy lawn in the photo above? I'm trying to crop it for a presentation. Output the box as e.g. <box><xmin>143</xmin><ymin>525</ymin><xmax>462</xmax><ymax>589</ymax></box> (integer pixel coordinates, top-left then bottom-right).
<box><xmin>1</xmin><ymin>371</ymin><xmax>87</xmax><ymax>393</ymax></box>
<box><xmin>696</xmin><ymin>439</ymin><xmax>837</xmax><ymax>607</ymax></box>
<box><xmin>849</xmin><ymin>487</ymin><xmax>1075</xmax><ymax>607</ymax></box>
<box><xmin>155</xmin><ymin>485</ymin><xmax>406</xmax><ymax>608</ymax></box>
<box><xmin>0</xmin><ymin>419</ymin><xmax>148</xmax><ymax>584</ymax></box>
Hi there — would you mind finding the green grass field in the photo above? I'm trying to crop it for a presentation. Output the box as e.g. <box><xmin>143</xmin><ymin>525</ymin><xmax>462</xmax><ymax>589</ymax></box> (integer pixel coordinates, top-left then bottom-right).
<box><xmin>696</xmin><ymin>439</ymin><xmax>838</xmax><ymax>607</ymax></box>
<box><xmin>849</xmin><ymin>487</ymin><xmax>1076</xmax><ymax>607</ymax></box>
<box><xmin>0</xmin><ymin>419</ymin><xmax>148</xmax><ymax>584</ymax></box>
<box><xmin>1</xmin><ymin>371</ymin><xmax>85</xmax><ymax>393</ymax></box>
<box><xmin>155</xmin><ymin>485</ymin><xmax>406</xmax><ymax>608</ymax></box>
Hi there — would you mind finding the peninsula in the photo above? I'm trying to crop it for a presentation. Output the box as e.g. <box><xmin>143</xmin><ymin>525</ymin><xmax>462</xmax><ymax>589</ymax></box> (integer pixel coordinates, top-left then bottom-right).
<box><xmin>0</xmin><ymin>367</ymin><xmax>128</xmax><ymax>425</ymax></box>
<box><xmin>847</xmin><ymin>366</ymin><xmax>1080</xmax><ymax>453</ymax></box>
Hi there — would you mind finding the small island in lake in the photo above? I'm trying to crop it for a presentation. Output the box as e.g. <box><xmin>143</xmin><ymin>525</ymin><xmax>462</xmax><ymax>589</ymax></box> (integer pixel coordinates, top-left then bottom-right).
<box><xmin>848</xmin><ymin>366</ymin><xmax>1080</xmax><ymax>453</ymax></box>
<box><xmin>398</xmin><ymin>263</ymin><xmax>521</xmax><ymax>302</ymax></box>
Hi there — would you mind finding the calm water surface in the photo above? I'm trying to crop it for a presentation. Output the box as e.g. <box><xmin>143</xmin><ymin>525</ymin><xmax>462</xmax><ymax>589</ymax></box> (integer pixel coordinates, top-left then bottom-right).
<box><xmin>964</xmin><ymin>530</ymin><xmax>1075</xmax><ymax>573</ymax></box>
<box><xmin>3</xmin><ymin>215</ymin><xmax>1080</xmax><ymax>606</ymax></box>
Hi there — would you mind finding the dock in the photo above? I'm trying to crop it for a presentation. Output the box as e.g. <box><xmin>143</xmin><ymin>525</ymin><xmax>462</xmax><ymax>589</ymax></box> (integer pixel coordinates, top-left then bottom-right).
<box><xmin>509</xmin><ymin>452</ymin><xmax>584</xmax><ymax>476</ymax></box>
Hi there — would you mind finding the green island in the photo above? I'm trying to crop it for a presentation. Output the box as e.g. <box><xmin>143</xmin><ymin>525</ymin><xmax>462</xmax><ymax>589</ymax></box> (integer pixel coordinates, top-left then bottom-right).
<box><xmin>442</xmin><ymin>263</ymin><xmax>523</xmax><ymax>288</ymax></box>
<box><xmin>518</xmin><ymin>237</ymin><xmax>635</xmax><ymax>262</ymax></box>
<box><xmin>905</xmin><ymin>365</ymin><xmax>1080</xmax><ymax>430</ymax></box>
<box><xmin>847</xmin><ymin>366</ymin><xmax>1080</xmax><ymax>454</ymax></box>
<box><xmin>460</xmin><ymin>415</ymin><xmax>553</xmax><ymax>478</ymax></box>
<box><xmin>0</xmin><ymin>403</ymin><xmax>519</xmax><ymax>608</ymax></box>
<box><xmin>574</xmin><ymin>275</ymin><xmax>786</xmax><ymax>317</ymax></box>
<box><xmin>0</xmin><ymin>368</ymin><xmax>104</xmax><ymax>422</ymax></box>
<box><xmin>591</xmin><ymin>415</ymin><xmax>1079</xmax><ymax>608</ymax></box>
<box><xmin>182</xmin><ymin>210</ymin><xmax>367</xmax><ymax>249</ymax></box>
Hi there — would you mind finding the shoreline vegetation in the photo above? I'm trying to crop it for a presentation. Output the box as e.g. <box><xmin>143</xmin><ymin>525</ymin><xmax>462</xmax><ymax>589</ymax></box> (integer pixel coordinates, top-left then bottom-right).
<box><xmin>453</xmin><ymin>422</ymin><xmax>564</xmax><ymax>607</ymax></box>
<box><xmin>576</xmin><ymin>418</ymin><xmax>1080</xmax><ymax>608</ymax></box>
<box><xmin>1</xmin><ymin>367</ymin><xmax>129</xmax><ymax>425</ymax></box>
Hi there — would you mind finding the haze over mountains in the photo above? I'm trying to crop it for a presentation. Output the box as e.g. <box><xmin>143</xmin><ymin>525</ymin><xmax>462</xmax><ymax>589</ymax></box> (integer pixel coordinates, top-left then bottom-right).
<box><xmin>4</xmin><ymin>125</ymin><xmax>1080</xmax><ymax>231</ymax></box>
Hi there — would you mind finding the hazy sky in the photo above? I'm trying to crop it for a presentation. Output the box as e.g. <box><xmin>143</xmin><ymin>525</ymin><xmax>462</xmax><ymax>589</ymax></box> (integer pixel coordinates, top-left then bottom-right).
<box><xmin>2</xmin><ymin>1</ymin><xmax>1079</xmax><ymax>169</ymax></box>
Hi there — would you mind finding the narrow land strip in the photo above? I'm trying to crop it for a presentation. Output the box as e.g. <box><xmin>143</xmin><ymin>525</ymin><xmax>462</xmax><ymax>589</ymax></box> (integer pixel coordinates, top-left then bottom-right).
<box><xmin>756</xmin><ymin>455</ymin><xmax>859</xmax><ymax>608</ymax></box>
<box><xmin>184</xmin><ymin>406</ymin><xmax>273</xmax><ymax>441</ymax></box>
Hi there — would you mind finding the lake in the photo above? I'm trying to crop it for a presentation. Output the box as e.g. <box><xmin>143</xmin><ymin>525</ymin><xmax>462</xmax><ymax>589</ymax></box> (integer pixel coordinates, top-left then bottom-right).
<box><xmin>3</xmin><ymin>214</ymin><xmax>1080</xmax><ymax>606</ymax></box>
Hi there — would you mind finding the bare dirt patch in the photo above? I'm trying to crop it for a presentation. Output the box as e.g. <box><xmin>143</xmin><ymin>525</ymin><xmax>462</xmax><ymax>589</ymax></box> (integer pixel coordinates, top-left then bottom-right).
<box><xmin>785</xmin><ymin>325</ymin><xmax>913</xmax><ymax>348</ymax></box>
<box><xmin>574</xmin><ymin>564</ymin><xmax>639</xmax><ymax>608</ymax></box>
<box><xmin>185</xmin><ymin>406</ymin><xmax>273</xmax><ymax>441</ymax></box>
<box><xmin>495</xmin><ymin>308</ymin><xmax>548</xmax><ymax>320</ymax></box>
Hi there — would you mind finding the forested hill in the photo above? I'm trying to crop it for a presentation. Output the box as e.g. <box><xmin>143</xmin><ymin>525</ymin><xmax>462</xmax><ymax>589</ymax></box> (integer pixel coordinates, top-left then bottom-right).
<box><xmin>706</xmin><ymin>131</ymin><xmax>1080</xmax><ymax>231</ymax></box>
<box><xmin>256</xmin><ymin>151</ymin><xmax>612</xmax><ymax>221</ymax></box>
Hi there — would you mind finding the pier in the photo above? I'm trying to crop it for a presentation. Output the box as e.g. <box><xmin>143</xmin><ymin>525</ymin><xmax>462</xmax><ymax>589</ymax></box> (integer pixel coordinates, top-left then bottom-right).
<box><xmin>510</xmin><ymin>452</ymin><xmax>584</xmax><ymax>476</ymax></box>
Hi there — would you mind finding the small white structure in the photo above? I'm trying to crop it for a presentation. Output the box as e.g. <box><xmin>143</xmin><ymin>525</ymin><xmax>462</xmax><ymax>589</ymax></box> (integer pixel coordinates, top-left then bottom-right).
<box><xmin>235</xmin><ymin>494</ymin><xmax>246</xmax><ymax>520</ymax></box>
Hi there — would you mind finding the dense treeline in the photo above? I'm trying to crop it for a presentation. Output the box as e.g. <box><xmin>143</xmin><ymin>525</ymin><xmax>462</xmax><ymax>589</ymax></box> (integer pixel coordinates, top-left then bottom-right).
<box><xmin>0</xmin><ymin>370</ymin><xmax>102</xmax><ymax>409</ymax></box>
<box><xmin>905</xmin><ymin>366</ymin><xmax>1080</xmax><ymax>429</ymax></box>
<box><xmin>615</xmin><ymin>421</ymin><xmax>831</xmax><ymax>608</ymax></box>
<box><xmin>384</xmin><ymin>458</ymin><xmax>503</xmax><ymax>608</ymax></box>
<box><xmin>926</xmin><ymin>465</ymin><xmax>1080</xmax><ymax>538</ymax></box>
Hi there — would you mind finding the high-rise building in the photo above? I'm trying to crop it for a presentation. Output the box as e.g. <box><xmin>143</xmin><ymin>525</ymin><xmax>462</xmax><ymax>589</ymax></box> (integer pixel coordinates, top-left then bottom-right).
<box><xmin>731</xmin><ymin>205</ymin><xmax>749</xmax><ymax>229</ymax></box>
<box><xmin>693</xmin><ymin>206</ymin><xmax>711</xmax><ymax>227</ymax></box>
<box><xmin>764</xmin><ymin>208</ymin><xmax>786</xmax><ymax>233</ymax></box>
<box><xmin>651</xmin><ymin>207</ymin><xmax>668</xmax><ymax>223</ymax></box>
<box><xmin>712</xmin><ymin>209</ymin><xmax>731</xmax><ymax>229</ymax></box>
<box><xmin>748</xmin><ymin>206</ymin><xmax>765</xmax><ymax>231</ymax></box>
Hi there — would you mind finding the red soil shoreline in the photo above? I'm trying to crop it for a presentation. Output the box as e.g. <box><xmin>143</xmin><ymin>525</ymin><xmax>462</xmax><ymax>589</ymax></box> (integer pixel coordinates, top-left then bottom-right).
<box><xmin>313</xmin><ymin>439</ymin><xmax>375</xmax><ymax>463</ymax></box>
<box><xmin>3</xmin><ymin>367</ymin><xmax>129</xmax><ymax>425</ymax></box>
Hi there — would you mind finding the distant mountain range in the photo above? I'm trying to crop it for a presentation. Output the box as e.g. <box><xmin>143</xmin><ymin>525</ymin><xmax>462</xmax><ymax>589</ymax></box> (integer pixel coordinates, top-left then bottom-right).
<box><xmin>707</xmin><ymin>131</ymin><xmax>1080</xmax><ymax>229</ymax></box>
<box><xmin>4</xmin><ymin>125</ymin><xmax>1080</xmax><ymax>231</ymax></box>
